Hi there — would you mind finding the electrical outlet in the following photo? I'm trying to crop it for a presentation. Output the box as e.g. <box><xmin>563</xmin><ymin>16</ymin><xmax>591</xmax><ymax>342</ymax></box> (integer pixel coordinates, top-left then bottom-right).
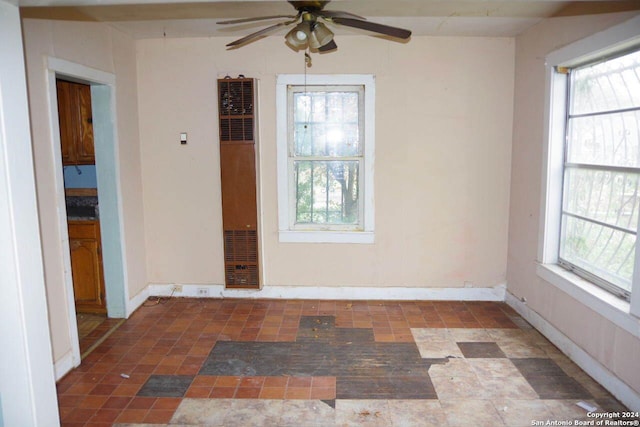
<box><xmin>172</xmin><ymin>284</ymin><xmax>183</xmax><ymax>293</ymax></box>
<box><xmin>197</xmin><ymin>288</ymin><xmax>209</xmax><ymax>297</ymax></box>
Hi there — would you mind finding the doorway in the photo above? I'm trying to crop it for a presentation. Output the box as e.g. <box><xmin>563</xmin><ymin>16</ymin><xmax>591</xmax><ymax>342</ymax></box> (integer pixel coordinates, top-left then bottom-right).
<box><xmin>47</xmin><ymin>57</ymin><xmax>129</xmax><ymax>371</ymax></box>
<box><xmin>56</xmin><ymin>78</ymin><xmax>123</xmax><ymax>357</ymax></box>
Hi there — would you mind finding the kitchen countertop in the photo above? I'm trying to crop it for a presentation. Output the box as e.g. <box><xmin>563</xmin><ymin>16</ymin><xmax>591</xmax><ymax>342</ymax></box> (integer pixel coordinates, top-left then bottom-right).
<box><xmin>66</xmin><ymin>195</ymin><xmax>99</xmax><ymax>220</ymax></box>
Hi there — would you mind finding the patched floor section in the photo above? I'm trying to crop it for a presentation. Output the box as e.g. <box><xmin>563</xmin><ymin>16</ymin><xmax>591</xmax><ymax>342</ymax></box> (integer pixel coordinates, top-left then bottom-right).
<box><xmin>198</xmin><ymin>315</ymin><xmax>444</xmax><ymax>399</ymax></box>
<box><xmin>56</xmin><ymin>299</ymin><xmax>633</xmax><ymax>426</ymax></box>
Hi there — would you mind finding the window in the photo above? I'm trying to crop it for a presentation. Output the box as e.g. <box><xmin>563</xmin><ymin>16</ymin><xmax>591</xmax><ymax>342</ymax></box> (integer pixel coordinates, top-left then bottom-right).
<box><xmin>538</xmin><ymin>15</ymin><xmax>640</xmax><ymax>325</ymax></box>
<box><xmin>276</xmin><ymin>74</ymin><xmax>374</xmax><ymax>243</ymax></box>
<box><xmin>559</xmin><ymin>50</ymin><xmax>640</xmax><ymax>301</ymax></box>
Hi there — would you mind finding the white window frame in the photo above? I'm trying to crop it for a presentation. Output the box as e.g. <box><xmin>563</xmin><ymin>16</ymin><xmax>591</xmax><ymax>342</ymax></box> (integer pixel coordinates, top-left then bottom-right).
<box><xmin>538</xmin><ymin>15</ymin><xmax>640</xmax><ymax>332</ymax></box>
<box><xmin>276</xmin><ymin>74</ymin><xmax>375</xmax><ymax>244</ymax></box>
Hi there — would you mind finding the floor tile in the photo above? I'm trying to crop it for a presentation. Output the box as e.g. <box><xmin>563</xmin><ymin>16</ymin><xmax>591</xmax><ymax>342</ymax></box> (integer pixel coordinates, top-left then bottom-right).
<box><xmin>335</xmin><ymin>400</ymin><xmax>392</xmax><ymax>427</ymax></box>
<box><xmin>543</xmin><ymin>399</ymin><xmax>600</xmax><ymax>421</ymax></box>
<box><xmin>428</xmin><ymin>357</ymin><xmax>475</xmax><ymax>378</ymax></box>
<box><xmin>279</xmin><ymin>399</ymin><xmax>335</xmax><ymax>426</ymax></box>
<box><xmin>440</xmin><ymin>399</ymin><xmax>505</xmax><ymax>427</ymax></box>
<box><xmin>498</xmin><ymin>341</ymin><xmax>547</xmax><ymax>358</ymax></box>
<box><xmin>387</xmin><ymin>400</ymin><xmax>448</xmax><ymax>427</ymax></box>
<box><xmin>525</xmin><ymin>375</ymin><xmax>592</xmax><ymax>399</ymax></box>
<box><xmin>431</xmin><ymin>374</ymin><xmax>486</xmax><ymax>399</ymax></box>
<box><xmin>199</xmin><ymin>316</ymin><xmax>442</xmax><ymax>400</ymax></box>
<box><xmin>136</xmin><ymin>375</ymin><xmax>193</xmax><ymax>398</ymax></box>
<box><xmin>478</xmin><ymin>376</ymin><xmax>538</xmax><ymax>399</ymax></box>
<box><xmin>457</xmin><ymin>342</ymin><xmax>507</xmax><ymax>358</ymax></box>
<box><xmin>493</xmin><ymin>399</ymin><xmax>554</xmax><ymax>427</ymax></box>
<box><xmin>512</xmin><ymin>358</ymin><xmax>592</xmax><ymax>399</ymax></box>
<box><xmin>223</xmin><ymin>399</ymin><xmax>285</xmax><ymax>426</ymax></box>
<box><xmin>415</xmin><ymin>339</ymin><xmax>464</xmax><ymax>358</ymax></box>
<box><xmin>57</xmin><ymin>299</ymin><xmax>630</xmax><ymax>427</ymax></box>
<box><xmin>447</xmin><ymin>328</ymin><xmax>492</xmax><ymax>342</ymax></box>
<box><xmin>337</xmin><ymin>375</ymin><xmax>437</xmax><ymax>399</ymax></box>
<box><xmin>169</xmin><ymin>397</ymin><xmax>231</xmax><ymax>425</ymax></box>
<box><xmin>468</xmin><ymin>358</ymin><xmax>521</xmax><ymax>380</ymax></box>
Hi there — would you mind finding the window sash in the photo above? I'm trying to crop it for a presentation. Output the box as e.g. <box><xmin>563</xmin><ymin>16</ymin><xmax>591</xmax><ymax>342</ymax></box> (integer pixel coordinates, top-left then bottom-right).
<box><xmin>559</xmin><ymin>50</ymin><xmax>640</xmax><ymax>301</ymax></box>
<box><xmin>287</xmin><ymin>84</ymin><xmax>365</xmax><ymax>231</ymax></box>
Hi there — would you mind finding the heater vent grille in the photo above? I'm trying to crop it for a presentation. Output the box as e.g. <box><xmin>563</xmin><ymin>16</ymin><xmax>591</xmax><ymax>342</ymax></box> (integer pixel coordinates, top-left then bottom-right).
<box><xmin>224</xmin><ymin>264</ymin><xmax>258</xmax><ymax>288</ymax></box>
<box><xmin>220</xmin><ymin>117</ymin><xmax>253</xmax><ymax>141</ymax></box>
<box><xmin>224</xmin><ymin>230</ymin><xmax>258</xmax><ymax>263</ymax></box>
<box><xmin>218</xmin><ymin>76</ymin><xmax>259</xmax><ymax>289</ymax></box>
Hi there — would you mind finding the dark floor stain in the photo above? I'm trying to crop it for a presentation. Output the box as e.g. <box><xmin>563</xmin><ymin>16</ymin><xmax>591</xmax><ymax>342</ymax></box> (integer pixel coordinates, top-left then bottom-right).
<box><xmin>512</xmin><ymin>358</ymin><xmax>592</xmax><ymax>399</ymax></box>
<box><xmin>321</xmin><ymin>399</ymin><xmax>336</xmax><ymax>409</ymax></box>
<box><xmin>137</xmin><ymin>375</ymin><xmax>194</xmax><ymax>397</ymax></box>
<box><xmin>457</xmin><ymin>342</ymin><xmax>507</xmax><ymax>358</ymax></box>
<box><xmin>199</xmin><ymin>315</ymin><xmax>445</xmax><ymax>399</ymax></box>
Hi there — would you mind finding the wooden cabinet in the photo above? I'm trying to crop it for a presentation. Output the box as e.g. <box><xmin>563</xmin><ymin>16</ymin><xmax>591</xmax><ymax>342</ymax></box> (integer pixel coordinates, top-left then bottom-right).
<box><xmin>57</xmin><ymin>79</ymin><xmax>95</xmax><ymax>165</ymax></box>
<box><xmin>218</xmin><ymin>77</ymin><xmax>260</xmax><ymax>288</ymax></box>
<box><xmin>68</xmin><ymin>220</ymin><xmax>106</xmax><ymax>314</ymax></box>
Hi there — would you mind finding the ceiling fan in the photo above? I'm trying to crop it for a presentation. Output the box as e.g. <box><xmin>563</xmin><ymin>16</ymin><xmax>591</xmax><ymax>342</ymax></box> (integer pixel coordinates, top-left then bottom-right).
<box><xmin>218</xmin><ymin>1</ymin><xmax>412</xmax><ymax>52</ymax></box>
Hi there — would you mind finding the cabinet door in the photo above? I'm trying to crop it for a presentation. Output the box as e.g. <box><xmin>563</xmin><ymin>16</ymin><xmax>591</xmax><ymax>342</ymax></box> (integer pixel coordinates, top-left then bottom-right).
<box><xmin>74</xmin><ymin>83</ymin><xmax>95</xmax><ymax>164</ymax></box>
<box><xmin>56</xmin><ymin>80</ymin><xmax>95</xmax><ymax>165</ymax></box>
<box><xmin>68</xmin><ymin>221</ymin><xmax>106</xmax><ymax>314</ymax></box>
<box><xmin>56</xmin><ymin>80</ymin><xmax>76</xmax><ymax>164</ymax></box>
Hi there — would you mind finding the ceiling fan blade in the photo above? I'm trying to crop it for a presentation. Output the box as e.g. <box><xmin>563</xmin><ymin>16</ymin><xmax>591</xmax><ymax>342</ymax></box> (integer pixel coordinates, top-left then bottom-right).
<box><xmin>317</xmin><ymin>10</ymin><xmax>365</xmax><ymax>20</ymax></box>
<box><xmin>217</xmin><ymin>15</ymin><xmax>297</xmax><ymax>25</ymax></box>
<box><xmin>331</xmin><ymin>17</ymin><xmax>411</xmax><ymax>39</ymax></box>
<box><xmin>318</xmin><ymin>39</ymin><xmax>337</xmax><ymax>52</ymax></box>
<box><xmin>226</xmin><ymin>20</ymin><xmax>295</xmax><ymax>47</ymax></box>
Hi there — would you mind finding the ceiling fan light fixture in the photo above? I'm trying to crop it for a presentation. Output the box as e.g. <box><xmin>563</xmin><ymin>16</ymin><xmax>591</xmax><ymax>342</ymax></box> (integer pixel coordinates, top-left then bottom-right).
<box><xmin>309</xmin><ymin>22</ymin><xmax>334</xmax><ymax>49</ymax></box>
<box><xmin>285</xmin><ymin>22</ymin><xmax>311</xmax><ymax>48</ymax></box>
<box><xmin>225</xmin><ymin>1</ymin><xmax>412</xmax><ymax>52</ymax></box>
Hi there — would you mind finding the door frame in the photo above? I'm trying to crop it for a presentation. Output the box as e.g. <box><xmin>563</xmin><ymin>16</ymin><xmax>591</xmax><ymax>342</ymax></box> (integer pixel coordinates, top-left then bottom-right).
<box><xmin>45</xmin><ymin>57</ymin><xmax>129</xmax><ymax>370</ymax></box>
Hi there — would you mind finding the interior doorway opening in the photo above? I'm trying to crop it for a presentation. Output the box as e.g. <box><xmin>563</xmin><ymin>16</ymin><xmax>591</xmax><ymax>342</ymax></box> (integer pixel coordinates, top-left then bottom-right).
<box><xmin>46</xmin><ymin>57</ymin><xmax>129</xmax><ymax>374</ymax></box>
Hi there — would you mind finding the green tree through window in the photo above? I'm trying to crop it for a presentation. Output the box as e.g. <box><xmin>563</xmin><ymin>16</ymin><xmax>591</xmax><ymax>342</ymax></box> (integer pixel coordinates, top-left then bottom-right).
<box><xmin>289</xmin><ymin>87</ymin><xmax>364</xmax><ymax>229</ymax></box>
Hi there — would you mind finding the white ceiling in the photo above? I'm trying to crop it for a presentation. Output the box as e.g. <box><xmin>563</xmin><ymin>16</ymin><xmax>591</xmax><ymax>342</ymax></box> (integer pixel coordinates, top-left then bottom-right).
<box><xmin>19</xmin><ymin>0</ymin><xmax>640</xmax><ymax>40</ymax></box>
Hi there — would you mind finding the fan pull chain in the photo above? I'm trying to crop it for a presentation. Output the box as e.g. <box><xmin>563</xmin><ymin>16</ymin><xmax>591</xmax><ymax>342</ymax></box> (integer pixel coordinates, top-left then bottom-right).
<box><xmin>303</xmin><ymin>49</ymin><xmax>311</xmax><ymax>130</ymax></box>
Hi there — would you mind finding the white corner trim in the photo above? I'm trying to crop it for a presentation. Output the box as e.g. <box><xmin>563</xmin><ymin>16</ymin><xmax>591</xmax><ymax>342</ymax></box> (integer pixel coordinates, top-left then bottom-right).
<box><xmin>46</xmin><ymin>56</ymin><xmax>115</xmax><ymax>86</ymax></box>
<box><xmin>505</xmin><ymin>291</ymin><xmax>640</xmax><ymax>411</ymax></box>
<box><xmin>126</xmin><ymin>286</ymin><xmax>150</xmax><ymax>317</ymax></box>
<box><xmin>53</xmin><ymin>350</ymin><xmax>76</xmax><ymax>381</ymax></box>
<box><xmin>537</xmin><ymin>263</ymin><xmax>640</xmax><ymax>339</ymax></box>
<box><xmin>148</xmin><ymin>283</ymin><xmax>506</xmax><ymax>301</ymax></box>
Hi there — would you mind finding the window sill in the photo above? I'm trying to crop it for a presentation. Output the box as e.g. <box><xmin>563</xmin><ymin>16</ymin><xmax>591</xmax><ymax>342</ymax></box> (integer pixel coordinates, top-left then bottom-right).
<box><xmin>536</xmin><ymin>263</ymin><xmax>639</xmax><ymax>339</ymax></box>
<box><xmin>278</xmin><ymin>230</ymin><xmax>374</xmax><ymax>244</ymax></box>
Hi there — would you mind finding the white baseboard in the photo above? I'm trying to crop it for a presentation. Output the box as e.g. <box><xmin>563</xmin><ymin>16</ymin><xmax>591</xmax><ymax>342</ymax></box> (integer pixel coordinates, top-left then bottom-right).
<box><xmin>147</xmin><ymin>283</ymin><xmax>506</xmax><ymax>301</ymax></box>
<box><xmin>53</xmin><ymin>350</ymin><xmax>76</xmax><ymax>381</ymax></box>
<box><xmin>505</xmin><ymin>291</ymin><xmax>640</xmax><ymax>411</ymax></box>
<box><xmin>126</xmin><ymin>286</ymin><xmax>150</xmax><ymax>317</ymax></box>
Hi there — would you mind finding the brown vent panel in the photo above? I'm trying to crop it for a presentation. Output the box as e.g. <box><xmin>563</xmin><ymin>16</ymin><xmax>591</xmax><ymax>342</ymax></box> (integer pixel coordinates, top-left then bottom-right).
<box><xmin>224</xmin><ymin>230</ymin><xmax>258</xmax><ymax>287</ymax></box>
<box><xmin>218</xmin><ymin>77</ymin><xmax>259</xmax><ymax>289</ymax></box>
<box><xmin>219</xmin><ymin>117</ymin><xmax>253</xmax><ymax>141</ymax></box>
<box><xmin>219</xmin><ymin>80</ymin><xmax>253</xmax><ymax>115</ymax></box>
<box><xmin>224</xmin><ymin>230</ymin><xmax>258</xmax><ymax>263</ymax></box>
<box><xmin>225</xmin><ymin>264</ymin><xmax>258</xmax><ymax>288</ymax></box>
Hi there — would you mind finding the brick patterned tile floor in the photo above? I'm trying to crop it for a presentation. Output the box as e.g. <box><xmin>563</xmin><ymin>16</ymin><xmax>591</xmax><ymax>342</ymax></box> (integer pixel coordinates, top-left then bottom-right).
<box><xmin>54</xmin><ymin>298</ymin><xmax>631</xmax><ymax>426</ymax></box>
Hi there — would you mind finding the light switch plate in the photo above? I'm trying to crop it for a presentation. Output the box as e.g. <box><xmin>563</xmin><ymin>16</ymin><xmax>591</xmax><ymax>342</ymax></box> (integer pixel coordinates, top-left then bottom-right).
<box><xmin>180</xmin><ymin>132</ymin><xmax>187</xmax><ymax>145</ymax></box>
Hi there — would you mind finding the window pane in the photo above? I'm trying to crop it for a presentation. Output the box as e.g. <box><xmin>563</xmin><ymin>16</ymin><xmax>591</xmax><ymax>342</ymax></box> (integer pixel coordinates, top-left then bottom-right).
<box><xmin>571</xmin><ymin>50</ymin><xmax>640</xmax><ymax>115</ymax></box>
<box><xmin>567</xmin><ymin>111</ymin><xmax>640</xmax><ymax>167</ymax></box>
<box><xmin>560</xmin><ymin>215</ymin><xmax>634</xmax><ymax>292</ymax></box>
<box><xmin>295</xmin><ymin>160</ymin><xmax>359</xmax><ymax>225</ymax></box>
<box><xmin>293</xmin><ymin>91</ymin><xmax>360</xmax><ymax>157</ymax></box>
<box><xmin>564</xmin><ymin>168</ymin><xmax>640</xmax><ymax>232</ymax></box>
